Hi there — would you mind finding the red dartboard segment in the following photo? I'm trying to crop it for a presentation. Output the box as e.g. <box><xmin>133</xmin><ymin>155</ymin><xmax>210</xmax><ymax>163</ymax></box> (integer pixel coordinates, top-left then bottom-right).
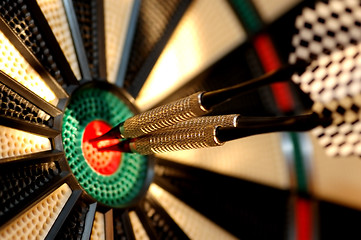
<box><xmin>82</xmin><ymin>120</ymin><xmax>121</xmax><ymax>175</ymax></box>
<box><xmin>253</xmin><ymin>33</ymin><xmax>295</xmax><ymax>113</ymax></box>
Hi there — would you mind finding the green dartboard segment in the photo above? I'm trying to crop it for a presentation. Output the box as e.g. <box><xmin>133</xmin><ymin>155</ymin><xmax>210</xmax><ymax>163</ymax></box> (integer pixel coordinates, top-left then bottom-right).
<box><xmin>62</xmin><ymin>87</ymin><xmax>148</xmax><ymax>207</ymax></box>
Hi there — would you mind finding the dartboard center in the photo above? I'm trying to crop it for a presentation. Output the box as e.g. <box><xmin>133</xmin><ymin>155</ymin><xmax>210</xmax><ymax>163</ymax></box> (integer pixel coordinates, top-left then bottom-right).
<box><xmin>82</xmin><ymin>120</ymin><xmax>121</xmax><ymax>175</ymax></box>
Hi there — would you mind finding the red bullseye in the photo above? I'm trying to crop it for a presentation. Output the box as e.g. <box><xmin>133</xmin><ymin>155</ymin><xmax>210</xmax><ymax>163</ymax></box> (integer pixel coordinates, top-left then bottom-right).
<box><xmin>82</xmin><ymin>120</ymin><xmax>121</xmax><ymax>175</ymax></box>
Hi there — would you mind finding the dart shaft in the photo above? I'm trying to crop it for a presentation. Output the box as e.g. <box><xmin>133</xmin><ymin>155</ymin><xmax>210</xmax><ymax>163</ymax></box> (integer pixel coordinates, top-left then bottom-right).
<box><xmin>200</xmin><ymin>61</ymin><xmax>307</xmax><ymax>109</ymax></box>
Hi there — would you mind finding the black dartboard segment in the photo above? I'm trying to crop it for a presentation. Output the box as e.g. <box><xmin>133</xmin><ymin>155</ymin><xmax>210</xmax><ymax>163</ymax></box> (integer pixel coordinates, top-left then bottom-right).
<box><xmin>72</xmin><ymin>0</ymin><xmax>106</xmax><ymax>80</ymax></box>
<box><xmin>153</xmin><ymin>158</ymin><xmax>290</xmax><ymax>239</ymax></box>
<box><xmin>53</xmin><ymin>198</ymin><xmax>89</xmax><ymax>240</ymax></box>
<box><xmin>135</xmin><ymin>194</ymin><xmax>190</xmax><ymax>239</ymax></box>
<box><xmin>318</xmin><ymin>201</ymin><xmax>361</xmax><ymax>239</ymax></box>
<box><xmin>0</xmin><ymin>81</ymin><xmax>53</xmax><ymax>127</ymax></box>
<box><xmin>0</xmin><ymin>160</ymin><xmax>67</xmax><ymax>227</ymax></box>
<box><xmin>0</xmin><ymin>0</ymin><xmax>77</xmax><ymax>87</ymax></box>
<box><xmin>113</xmin><ymin>210</ymin><xmax>136</xmax><ymax>240</ymax></box>
<box><xmin>123</xmin><ymin>0</ymin><xmax>192</xmax><ymax>97</ymax></box>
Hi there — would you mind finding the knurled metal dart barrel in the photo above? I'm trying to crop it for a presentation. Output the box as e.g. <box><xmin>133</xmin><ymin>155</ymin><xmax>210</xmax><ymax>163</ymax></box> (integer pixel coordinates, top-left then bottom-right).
<box><xmin>163</xmin><ymin>114</ymin><xmax>239</xmax><ymax>129</ymax></box>
<box><xmin>90</xmin><ymin>92</ymin><xmax>207</xmax><ymax>142</ymax></box>
<box><xmin>99</xmin><ymin>125</ymin><xmax>222</xmax><ymax>155</ymax></box>
<box><xmin>97</xmin><ymin>114</ymin><xmax>239</xmax><ymax>154</ymax></box>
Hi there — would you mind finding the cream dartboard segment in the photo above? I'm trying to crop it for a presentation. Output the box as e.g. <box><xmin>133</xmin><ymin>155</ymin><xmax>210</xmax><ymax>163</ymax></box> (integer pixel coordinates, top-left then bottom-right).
<box><xmin>0</xmin><ymin>183</ymin><xmax>72</xmax><ymax>240</ymax></box>
<box><xmin>128</xmin><ymin>211</ymin><xmax>150</xmax><ymax>240</ymax></box>
<box><xmin>0</xmin><ymin>81</ymin><xmax>52</xmax><ymax>127</ymax></box>
<box><xmin>90</xmin><ymin>212</ymin><xmax>106</xmax><ymax>240</ymax></box>
<box><xmin>149</xmin><ymin>184</ymin><xmax>237</xmax><ymax>240</ymax></box>
<box><xmin>104</xmin><ymin>0</ymin><xmax>137</xmax><ymax>84</ymax></box>
<box><xmin>135</xmin><ymin>0</ymin><xmax>246</xmax><ymax>111</ymax></box>
<box><xmin>0</xmin><ymin>30</ymin><xmax>57</xmax><ymax>104</ymax></box>
<box><xmin>0</xmin><ymin>125</ymin><xmax>51</xmax><ymax>159</ymax></box>
<box><xmin>36</xmin><ymin>0</ymin><xmax>81</xmax><ymax>80</ymax></box>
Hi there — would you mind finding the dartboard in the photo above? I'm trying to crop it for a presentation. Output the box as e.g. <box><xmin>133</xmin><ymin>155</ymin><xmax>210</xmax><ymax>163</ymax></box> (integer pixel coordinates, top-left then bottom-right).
<box><xmin>1</xmin><ymin>0</ymin><xmax>361</xmax><ymax>239</ymax></box>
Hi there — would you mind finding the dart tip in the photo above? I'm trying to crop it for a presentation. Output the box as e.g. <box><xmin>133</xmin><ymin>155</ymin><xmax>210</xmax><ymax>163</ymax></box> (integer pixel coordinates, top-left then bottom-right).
<box><xmin>89</xmin><ymin>134</ymin><xmax>110</xmax><ymax>143</ymax></box>
<box><xmin>98</xmin><ymin>140</ymin><xmax>132</xmax><ymax>153</ymax></box>
<box><xmin>89</xmin><ymin>123</ymin><xmax>123</xmax><ymax>142</ymax></box>
<box><xmin>98</xmin><ymin>144</ymin><xmax>121</xmax><ymax>151</ymax></box>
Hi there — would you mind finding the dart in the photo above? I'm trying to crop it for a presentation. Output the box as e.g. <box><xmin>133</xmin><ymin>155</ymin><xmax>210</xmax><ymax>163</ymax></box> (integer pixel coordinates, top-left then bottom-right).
<box><xmin>98</xmin><ymin>112</ymin><xmax>331</xmax><ymax>155</ymax></box>
<box><xmin>90</xmin><ymin>61</ymin><xmax>307</xmax><ymax>142</ymax></box>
